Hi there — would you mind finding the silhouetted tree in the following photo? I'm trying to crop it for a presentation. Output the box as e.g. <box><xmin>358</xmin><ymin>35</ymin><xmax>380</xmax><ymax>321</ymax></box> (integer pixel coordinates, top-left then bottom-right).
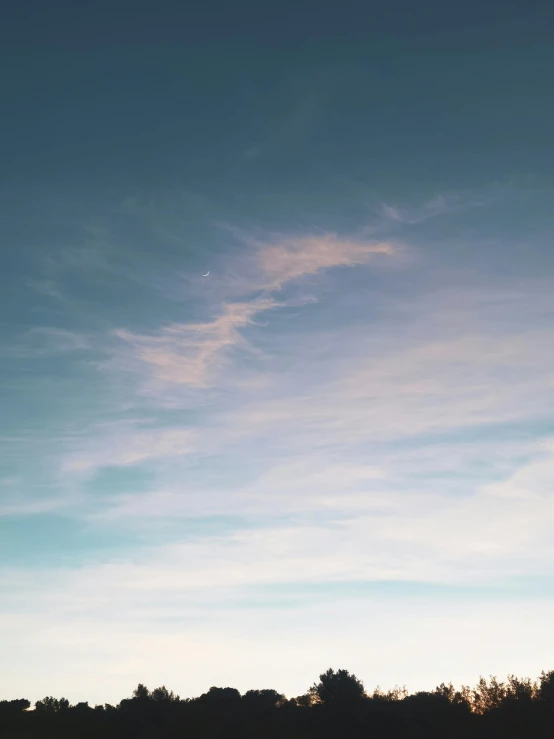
<box><xmin>5</xmin><ymin>666</ymin><xmax>554</xmax><ymax>739</ymax></box>
<box><xmin>539</xmin><ymin>670</ymin><xmax>554</xmax><ymax>701</ymax></box>
<box><xmin>151</xmin><ymin>685</ymin><xmax>180</xmax><ymax>703</ymax></box>
<box><xmin>242</xmin><ymin>688</ymin><xmax>285</xmax><ymax>709</ymax></box>
<box><xmin>132</xmin><ymin>684</ymin><xmax>150</xmax><ymax>701</ymax></box>
<box><xmin>35</xmin><ymin>696</ymin><xmax>70</xmax><ymax>713</ymax></box>
<box><xmin>371</xmin><ymin>685</ymin><xmax>408</xmax><ymax>702</ymax></box>
<box><xmin>472</xmin><ymin>675</ymin><xmax>507</xmax><ymax>713</ymax></box>
<box><xmin>199</xmin><ymin>686</ymin><xmax>242</xmax><ymax>703</ymax></box>
<box><xmin>309</xmin><ymin>668</ymin><xmax>366</xmax><ymax>706</ymax></box>
<box><xmin>0</xmin><ymin>699</ymin><xmax>30</xmax><ymax>716</ymax></box>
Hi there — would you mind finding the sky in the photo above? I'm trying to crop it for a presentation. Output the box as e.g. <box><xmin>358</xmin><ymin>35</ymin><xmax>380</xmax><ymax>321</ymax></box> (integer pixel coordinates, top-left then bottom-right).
<box><xmin>2</xmin><ymin>0</ymin><xmax>554</xmax><ymax>705</ymax></box>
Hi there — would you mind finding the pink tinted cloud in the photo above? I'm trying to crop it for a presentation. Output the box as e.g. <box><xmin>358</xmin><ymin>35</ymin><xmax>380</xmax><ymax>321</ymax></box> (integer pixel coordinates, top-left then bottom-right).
<box><xmin>115</xmin><ymin>298</ymin><xmax>278</xmax><ymax>387</ymax></box>
<box><xmin>258</xmin><ymin>234</ymin><xmax>394</xmax><ymax>289</ymax></box>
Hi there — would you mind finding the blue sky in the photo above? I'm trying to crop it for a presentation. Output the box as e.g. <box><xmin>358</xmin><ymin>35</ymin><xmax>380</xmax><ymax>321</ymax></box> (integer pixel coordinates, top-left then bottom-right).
<box><xmin>2</xmin><ymin>0</ymin><xmax>554</xmax><ymax>704</ymax></box>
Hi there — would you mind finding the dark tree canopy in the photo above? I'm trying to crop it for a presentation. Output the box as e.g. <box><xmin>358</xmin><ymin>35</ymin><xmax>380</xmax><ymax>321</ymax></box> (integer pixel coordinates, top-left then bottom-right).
<box><xmin>3</xmin><ymin>667</ymin><xmax>554</xmax><ymax>739</ymax></box>
<box><xmin>242</xmin><ymin>688</ymin><xmax>286</xmax><ymax>709</ymax></box>
<box><xmin>310</xmin><ymin>668</ymin><xmax>366</xmax><ymax>706</ymax></box>
<box><xmin>132</xmin><ymin>684</ymin><xmax>150</xmax><ymax>701</ymax></box>
<box><xmin>35</xmin><ymin>696</ymin><xmax>70</xmax><ymax>713</ymax></box>
<box><xmin>151</xmin><ymin>686</ymin><xmax>179</xmax><ymax>703</ymax></box>
<box><xmin>199</xmin><ymin>686</ymin><xmax>242</xmax><ymax>702</ymax></box>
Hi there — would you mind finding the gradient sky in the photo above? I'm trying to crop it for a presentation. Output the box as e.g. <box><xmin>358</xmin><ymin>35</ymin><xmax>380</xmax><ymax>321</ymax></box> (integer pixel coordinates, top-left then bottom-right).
<box><xmin>2</xmin><ymin>0</ymin><xmax>554</xmax><ymax>705</ymax></box>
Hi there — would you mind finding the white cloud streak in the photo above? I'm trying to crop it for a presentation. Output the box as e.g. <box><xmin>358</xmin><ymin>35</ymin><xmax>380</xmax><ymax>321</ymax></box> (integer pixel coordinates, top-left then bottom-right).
<box><xmin>62</xmin><ymin>425</ymin><xmax>195</xmax><ymax>473</ymax></box>
<box><xmin>379</xmin><ymin>190</ymin><xmax>491</xmax><ymax>224</ymax></box>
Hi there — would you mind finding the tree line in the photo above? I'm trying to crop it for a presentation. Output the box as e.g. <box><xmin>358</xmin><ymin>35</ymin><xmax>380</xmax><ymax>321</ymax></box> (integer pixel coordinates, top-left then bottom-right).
<box><xmin>2</xmin><ymin>667</ymin><xmax>554</xmax><ymax>738</ymax></box>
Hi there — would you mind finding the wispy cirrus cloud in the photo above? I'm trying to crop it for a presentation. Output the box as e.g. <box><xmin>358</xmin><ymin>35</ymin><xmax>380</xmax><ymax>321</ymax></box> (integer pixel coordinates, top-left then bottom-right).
<box><xmin>230</xmin><ymin>327</ymin><xmax>554</xmax><ymax>446</ymax></box>
<box><xmin>257</xmin><ymin>234</ymin><xmax>394</xmax><ymax>289</ymax></box>
<box><xmin>111</xmin><ymin>233</ymin><xmax>396</xmax><ymax>389</ymax></box>
<box><xmin>25</xmin><ymin>278</ymin><xmax>65</xmax><ymax>302</ymax></box>
<box><xmin>1</xmin><ymin>327</ymin><xmax>91</xmax><ymax>359</ymax></box>
<box><xmin>379</xmin><ymin>190</ymin><xmax>492</xmax><ymax>225</ymax></box>
<box><xmin>62</xmin><ymin>424</ymin><xmax>196</xmax><ymax>474</ymax></box>
<box><xmin>9</xmin><ymin>441</ymin><xmax>554</xmax><ymax>603</ymax></box>
<box><xmin>114</xmin><ymin>298</ymin><xmax>279</xmax><ymax>388</ymax></box>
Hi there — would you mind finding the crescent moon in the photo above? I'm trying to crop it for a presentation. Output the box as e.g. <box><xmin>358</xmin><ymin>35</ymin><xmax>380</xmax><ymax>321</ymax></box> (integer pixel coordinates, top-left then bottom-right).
<box><xmin>202</xmin><ymin>271</ymin><xmax>210</xmax><ymax>277</ymax></box>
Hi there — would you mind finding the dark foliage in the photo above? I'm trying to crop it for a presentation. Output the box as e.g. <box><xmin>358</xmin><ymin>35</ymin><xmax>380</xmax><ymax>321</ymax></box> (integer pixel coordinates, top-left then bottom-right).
<box><xmin>3</xmin><ymin>668</ymin><xmax>554</xmax><ymax>738</ymax></box>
